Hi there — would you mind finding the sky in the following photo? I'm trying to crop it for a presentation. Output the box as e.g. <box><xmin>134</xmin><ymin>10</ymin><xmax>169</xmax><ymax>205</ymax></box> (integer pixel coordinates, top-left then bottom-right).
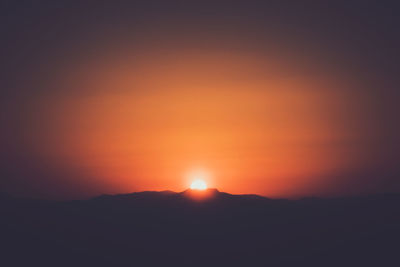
<box><xmin>0</xmin><ymin>1</ymin><xmax>399</xmax><ymax>199</ymax></box>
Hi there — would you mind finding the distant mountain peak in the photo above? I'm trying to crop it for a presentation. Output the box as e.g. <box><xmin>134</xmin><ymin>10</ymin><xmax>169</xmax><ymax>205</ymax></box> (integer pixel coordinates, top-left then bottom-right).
<box><xmin>182</xmin><ymin>187</ymin><xmax>219</xmax><ymax>193</ymax></box>
<box><xmin>180</xmin><ymin>187</ymin><xmax>221</xmax><ymax>200</ymax></box>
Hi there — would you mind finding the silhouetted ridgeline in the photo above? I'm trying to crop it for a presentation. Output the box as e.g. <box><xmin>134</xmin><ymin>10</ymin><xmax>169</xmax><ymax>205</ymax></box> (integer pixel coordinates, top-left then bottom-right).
<box><xmin>1</xmin><ymin>189</ymin><xmax>399</xmax><ymax>267</ymax></box>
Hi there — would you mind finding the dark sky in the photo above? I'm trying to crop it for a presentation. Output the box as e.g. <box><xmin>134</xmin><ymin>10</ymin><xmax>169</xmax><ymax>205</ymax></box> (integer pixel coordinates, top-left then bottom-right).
<box><xmin>0</xmin><ymin>1</ymin><xmax>399</xmax><ymax>199</ymax></box>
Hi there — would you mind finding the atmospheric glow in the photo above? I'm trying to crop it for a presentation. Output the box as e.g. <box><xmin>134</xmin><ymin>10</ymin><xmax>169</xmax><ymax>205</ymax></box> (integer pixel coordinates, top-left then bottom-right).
<box><xmin>27</xmin><ymin>44</ymin><xmax>375</xmax><ymax>198</ymax></box>
<box><xmin>188</xmin><ymin>169</ymin><xmax>210</xmax><ymax>190</ymax></box>
<box><xmin>190</xmin><ymin>179</ymin><xmax>208</xmax><ymax>190</ymax></box>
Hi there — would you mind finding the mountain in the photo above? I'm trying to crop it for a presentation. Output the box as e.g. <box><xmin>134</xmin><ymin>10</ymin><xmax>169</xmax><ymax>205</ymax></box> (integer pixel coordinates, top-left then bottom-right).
<box><xmin>1</xmin><ymin>189</ymin><xmax>399</xmax><ymax>267</ymax></box>
<box><xmin>90</xmin><ymin>188</ymin><xmax>270</xmax><ymax>205</ymax></box>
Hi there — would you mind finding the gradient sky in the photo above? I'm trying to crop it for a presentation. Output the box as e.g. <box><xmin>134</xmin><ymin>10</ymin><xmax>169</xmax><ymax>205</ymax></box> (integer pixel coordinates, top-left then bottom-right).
<box><xmin>1</xmin><ymin>1</ymin><xmax>399</xmax><ymax>199</ymax></box>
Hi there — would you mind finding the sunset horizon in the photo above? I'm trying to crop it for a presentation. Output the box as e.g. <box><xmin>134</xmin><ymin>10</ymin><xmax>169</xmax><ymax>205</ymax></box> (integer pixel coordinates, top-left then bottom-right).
<box><xmin>1</xmin><ymin>1</ymin><xmax>399</xmax><ymax>266</ymax></box>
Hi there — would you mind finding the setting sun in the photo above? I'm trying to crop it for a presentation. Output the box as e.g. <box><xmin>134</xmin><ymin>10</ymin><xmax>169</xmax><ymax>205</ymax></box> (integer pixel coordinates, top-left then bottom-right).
<box><xmin>187</xmin><ymin>169</ymin><xmax>210</xmax><ymax>190</ymax></box>
<box><xmin>190</xmin><ymin>179</ymin><xmax>208</xmax><ymax>190</ymax></box>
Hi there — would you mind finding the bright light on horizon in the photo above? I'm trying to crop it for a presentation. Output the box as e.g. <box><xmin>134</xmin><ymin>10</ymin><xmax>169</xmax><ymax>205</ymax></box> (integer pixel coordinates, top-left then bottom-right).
<box><xmin>190</xmin><ymin>179</ymin><xmax>208</xmax><ymax>190</ymax></box>
<box><xmin>187</xmin><ymin>169</ymin><xmax>210</xmax><ymax>190</ymax></box>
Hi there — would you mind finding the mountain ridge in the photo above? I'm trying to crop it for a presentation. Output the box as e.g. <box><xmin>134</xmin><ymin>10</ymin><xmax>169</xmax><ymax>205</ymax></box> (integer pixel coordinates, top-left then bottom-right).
<box><xmin>1</xmin><ymin>188</ymin><xmax>399</xmax><ymax>267</ymax></box>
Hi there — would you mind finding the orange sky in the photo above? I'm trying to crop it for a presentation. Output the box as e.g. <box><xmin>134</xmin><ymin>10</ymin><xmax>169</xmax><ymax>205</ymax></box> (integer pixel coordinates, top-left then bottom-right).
<box><xmin>2</xmin><ymin>1</ymin><xmax>400</xmax><ymax>200</ymax></box>
<box><xmin>23</xmin><ymin>42</ymin><xmax>378</xmax><ymax>198</ymax></box>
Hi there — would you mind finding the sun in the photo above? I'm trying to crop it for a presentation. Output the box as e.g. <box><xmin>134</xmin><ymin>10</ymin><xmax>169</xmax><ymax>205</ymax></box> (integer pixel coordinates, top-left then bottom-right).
<box><xmin>187</xmin><ymin>169</ymin><xmax>210</xmax><ymax>190</ymax></box>
<box><xmin>190</xmin><ymin>179</ymin><xmax>208</xmax><ymax>190</ymax></box>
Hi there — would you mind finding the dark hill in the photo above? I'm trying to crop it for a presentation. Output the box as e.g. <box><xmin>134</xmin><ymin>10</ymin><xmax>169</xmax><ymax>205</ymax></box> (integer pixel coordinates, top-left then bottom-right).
<box><xmin>1</xmin><ymin>190</ymin><xmax>399</xmax><ymax>267</ymax></box>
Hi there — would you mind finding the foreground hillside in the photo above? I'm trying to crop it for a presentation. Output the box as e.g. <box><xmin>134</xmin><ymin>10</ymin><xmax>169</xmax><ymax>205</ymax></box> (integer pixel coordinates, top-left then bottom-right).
<box><xmin>1</xmin><ymin>189</ymin><xmax>399</xmax><ymax>267</ymax></box>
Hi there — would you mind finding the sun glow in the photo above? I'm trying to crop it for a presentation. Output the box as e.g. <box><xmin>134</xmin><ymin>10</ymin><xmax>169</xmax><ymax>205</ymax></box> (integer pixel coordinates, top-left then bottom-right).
<box><xmin>188</xmin><ymin>169</ymin><xmax>210</xmax><ymax>190</ymax></box>
<box><xmin>190</xmin><ymin>179</ymin><xmax>208</xmax><ymax>190</ymax></box>
<box><xmin>33</xmin><ymin>42</ymin><xmax>372</xmax><ymax>198</ymax></box>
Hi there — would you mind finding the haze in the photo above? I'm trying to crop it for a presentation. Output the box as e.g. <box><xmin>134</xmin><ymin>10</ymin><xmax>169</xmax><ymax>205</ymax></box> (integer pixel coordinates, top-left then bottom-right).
<box><xmin>0</xmin><ymin>1</ymin><xmax>399</xmax><ymax>199</ymax></box>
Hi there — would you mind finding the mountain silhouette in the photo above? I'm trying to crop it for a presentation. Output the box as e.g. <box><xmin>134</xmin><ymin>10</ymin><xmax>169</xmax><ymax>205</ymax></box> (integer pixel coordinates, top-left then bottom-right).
<box><xmin>91</xmin><ymin>188</ymin><xmax>268</xmax><ymax>204</ymax></box>
<box><xmin>1</xmin><ymin>189</ymin><xmax>399</xmax><ymax>267</ymax></box>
